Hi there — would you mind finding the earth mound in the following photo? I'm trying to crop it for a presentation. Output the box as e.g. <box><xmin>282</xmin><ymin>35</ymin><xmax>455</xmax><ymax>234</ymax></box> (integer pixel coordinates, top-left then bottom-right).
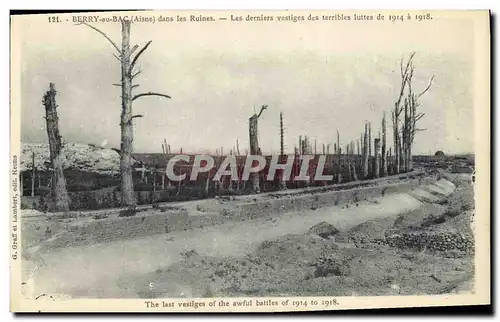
<box><xmin>306</xmin><ymin>221</ymin><xmax>339</xmax><ymax>239</ymax></box>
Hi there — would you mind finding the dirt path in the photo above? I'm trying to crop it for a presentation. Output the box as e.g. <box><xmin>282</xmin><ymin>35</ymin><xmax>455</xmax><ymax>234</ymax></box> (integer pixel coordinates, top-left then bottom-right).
<box><xmin>23</xmin><ymin>192</ymin><xmax>424</xmax><ymax>299</ymax></box>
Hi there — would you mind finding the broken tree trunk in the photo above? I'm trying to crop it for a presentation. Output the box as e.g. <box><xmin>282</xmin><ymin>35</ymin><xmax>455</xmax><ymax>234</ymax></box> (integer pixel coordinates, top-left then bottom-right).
<box><xmin>362</xmin><ymin>123</ymin><xmax>369</xmax><ymax>179</ymax></box>
<box><xmin>351</xmin><ymin>162</ymin><xmax>358</xmax><ymax>181</ymax></box>
<box><xmin>368</xmin><ymin>122</ymin><xmax>372</xmax><ymax>157</ymax></box>
<box><xmin>31</xmin><ymin>152</ymin><xmax>35</xmax><ymax>197</ymax></box>
<box><xmin>119</xmin><ymin>20</ymin><xmax>136</xmax><ymax>206</ymax></box>
<box><xmin>336</xmin><ymin>130</ymin><xmax>342</xmax><ymax>184</ymax></box>
<box><xmin>249</xmin><ymin>105</ymin><xmax>267</xmax><ymax>193</ymax></box>
<box><xmin>346</xmin><ymin>144</ymin><xmax>352</xmax><ymax>181</ymax></box>
<box><xmin>388</xmin><ymin>147</ymin><xmax>392</xmax><ymax>175</ymax></box>
<box><xmin>374</xmin><ymin>138</ymin><xmax>381</xmax><ymax>178</ymax></box>
<box><xmin>43</xmin><ymin>83</ymin><xmax>69</xmax><ymax>212</ymax></box>
<box><xmin>249</xmin><ymin>115</ymin><xmax>259</xmax><ymax>193</ymax></box>
<box><xmin>393</xmin><ymin>109</ymin><xmax>400</xmax><ymax>174</ymax></box>
<box><xmin>278</xmin><ymin>112</ymin><xmax>287</xmax><ymax>190</ymax></box>
<box><xmin>381</xmin><ymin>112</ymin><xmax>387</xmax><ymax>177</ymax></box>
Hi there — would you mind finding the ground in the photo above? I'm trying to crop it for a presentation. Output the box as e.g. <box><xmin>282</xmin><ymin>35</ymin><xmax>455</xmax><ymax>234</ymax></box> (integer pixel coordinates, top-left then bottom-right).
<box><xmin>127</xmin><ymin>174</ymin><xmax>474</xmax><ymax>298</ymax></box>
<box><xmin>19</xmin><ymin>171</ymin><xmax>475</xmax><ymax>299</ymax></box>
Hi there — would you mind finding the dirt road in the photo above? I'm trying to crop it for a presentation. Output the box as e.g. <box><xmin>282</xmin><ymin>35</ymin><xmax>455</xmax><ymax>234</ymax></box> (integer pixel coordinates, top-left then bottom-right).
<box><xmin>23</xmin><ymin>192</ymin><xmax>425</xmax><ymax>299</ymax></box>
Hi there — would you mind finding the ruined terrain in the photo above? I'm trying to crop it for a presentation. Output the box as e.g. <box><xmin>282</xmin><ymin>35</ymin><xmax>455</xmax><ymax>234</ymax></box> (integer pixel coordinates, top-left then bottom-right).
<box><xmin>20</xmin><ymin>171</ymin><xmax>475</xmax><ymax>299</ymax></box>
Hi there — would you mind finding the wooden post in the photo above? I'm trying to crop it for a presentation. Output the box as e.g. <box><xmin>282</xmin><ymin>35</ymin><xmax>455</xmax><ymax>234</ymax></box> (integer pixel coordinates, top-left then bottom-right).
<box><xmin>42</xmin><ymin>83</ymin><xmax>69</xmax><ymax>212</ymax></box>
<box><xmin>31</xmin><ymin>152</ymin><xmax>35</xmax><ymax>197</ymax></box>
<box><xmin>152</xmin><ymin>169</ymin><xmax>156</xmax><ymax>204</ymax></box>
<box><xmin>20</xmin><ymin>172</ymin><xmax>24</xmax><ymax>198</ymax></box>
<box><xmin>177</xmin><ymin>166</ymin><xmax>182</xmax><ymax>195</ymax></box>
<box><xmin>141</xmin><ymin>164</ymin><xmax>146</xmax><ymax>182</ymax></box>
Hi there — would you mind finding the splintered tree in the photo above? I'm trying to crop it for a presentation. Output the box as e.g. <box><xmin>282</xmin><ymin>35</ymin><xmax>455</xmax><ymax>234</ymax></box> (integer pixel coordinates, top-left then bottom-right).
<box><xmin>381</xmin><ymin>112</ymin><xmax>388</xmax><ymax>177</ymax></box>
<box><xmin>403</xmin><ymin>56</ymin><xmax>434</xmax><ymax>172</ymax></box>
<box><xmin>279</xmin><ymin>112</ymin><xmax>287</xmax><ymax>190</ymax></box>
<box><xmin>392</xmin><ymin>52</ymin><xmax>434</xmax><ymax>173</ymax></box>
<box><xmin>79</xmin><ymin>20</ymin><xmax>171</xmax><ymax>206</ymax></box>
<box><xmin>31</xmin><ymin>152</ymin><xmax>36</xmax><ymax>197</ymax></box>
<box><xmin>392</xmin><ymin>53</ymin><xmax>415</xmax><ymax>174</ymax></box>
<box><xmin>336</xmin><ymin>130</ymin><xmax>342</xmax><ymax>183</ymax></box>
<box><xmin>249</xmin><ymin>105</ymin><xmax>267</xmax><ymax>193</ymax></box>
<box><xmin>362</xmin><ymin>123</ymin><xmax>369</xmax><ymax>179</ymax></box>
<box><xmin>368</xmin><ymin>122</ymin><xmax>372</xmax><ymax>157</ymax></box>
<box><xmin>279</xmin><ymin>112</ymin><xmax>285</xmax><ymax>156</ymax></box>
<box><xmin>374</xmin><ymin>138</ymin><xmax>381</xmax><ymax>178</ymax></box>
<box><xmin>43</xmin><ymin>83</ymin><xmax>69</xmax><ymax>212</ymax></box>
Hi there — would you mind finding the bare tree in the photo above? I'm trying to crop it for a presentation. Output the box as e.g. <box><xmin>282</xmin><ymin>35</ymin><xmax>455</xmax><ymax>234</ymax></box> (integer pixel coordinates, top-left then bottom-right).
<box><xmin>362</xmin><ymin>123</ymin><xmax>369</xmax><ymax>179</ymax></box>
<box><xmin>392</xmin><ymin>52</ymin><xmax>415</xmax><ymax>174</ymax></box>
<box><xmin>279</xmin><ymin>112</ymin><xmax>287</xmax><ymax>190</ymax></box>
<box><xmin>403</xmin><ymin>58</ymin><xmax>434</xmax><ymax>171</ymax></box>
<box><xmin>78</xmin><ymin>20</ymin><xmax>171</xmax><ymax>207</ymax></box>
<box><xmin>381</xmin><ymin>112</ymin><xmax>388</xmax><ymax>177</ymax></box>
<box><xmin>43</xmin><ymin>83</ymin><xmax>69</xmax><ymax>212</ymax></box>
<box><xmin>392</xmin><ymin>52</ymin><xmax>434</xmax><ymax>173</ymax></box>
<box><xmin>249</xmin><ymin>104</ymin><xmax>267</xmax><ymax>193</ymax></box>
<box><xmin>374</xmin><ymin>138</ymin><xmax>381</xmax><ymax>178</ymax></box>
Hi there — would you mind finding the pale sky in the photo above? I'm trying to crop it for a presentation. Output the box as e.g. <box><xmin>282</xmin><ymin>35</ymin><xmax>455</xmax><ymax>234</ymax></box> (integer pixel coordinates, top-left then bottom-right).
<box><xmin>17</xmin><ymin>11</ymin><xmax>478</xmax><ymax>155</ymax></box>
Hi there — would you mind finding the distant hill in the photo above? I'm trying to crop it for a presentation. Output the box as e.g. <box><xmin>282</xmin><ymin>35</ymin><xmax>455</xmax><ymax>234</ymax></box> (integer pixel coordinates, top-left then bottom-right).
<box><xmin>20</xmin><ymin>142</ymin><xmax>123</xmax><ymax>174</ymax></box>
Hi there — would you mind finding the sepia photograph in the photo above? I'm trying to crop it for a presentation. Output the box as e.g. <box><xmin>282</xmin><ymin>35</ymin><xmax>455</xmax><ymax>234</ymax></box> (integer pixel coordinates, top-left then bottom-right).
<box><xmin>9</xmin><ymin>9</ymin><xmax>490</xmax><ymax>312</ymax></box>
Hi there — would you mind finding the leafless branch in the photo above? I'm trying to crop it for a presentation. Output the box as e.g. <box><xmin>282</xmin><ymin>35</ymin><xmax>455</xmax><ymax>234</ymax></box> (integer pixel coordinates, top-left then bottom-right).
<box><xmin>129</xmin><ymin>41</ymin><xmax>152</xmax><ymax>75</ymax></box>
<box><xmin>416</xmin><ymin>75</ymin><xmax>435</xmax><ymax>99</ymax></box>
<box><xmin>131</xmin><ymin>114</ymin><xmax>144</xmax><ymax>119</ymax></box>
<box><xmin>132</xmin><ymin>92</ymin><xmax>171</xmax><ymax>102</ymax></box>
<box><xmin>395</xmin><ymin>54</ymin><xmax>416</xmax><ymax>114</ymax></box>
<box><xmin>131</xmin><ymin>68</ymin><xmax>143</xmax><ymax>79</ymax></box>
<box><xmin>130</xmin><ymin>44</ymin><xmax>139</xmax><ymax>55</ymax></box>
<box><xmin>112</xmin><ymin>53</ymin><xmax>122</xmax><ymax>62</ymax></box>
<box><xmin>76</xmin><ymin>22</ymin><xmax>121</xmax><ymax>53</ymax></box>
<box><xmin>112</xmin><ymin>83</ymin><xmax>122</xmax><ymax>87</ymax></box>
<box><xmin>415</xmin><ymin>113</ymin><xmax>426</xmax><ymax>122</ymax></box>
<box><xmin>257</xmin><ymin>104</ymin><xmax>268</xmax><ymax>118</ymax></box>
<box><xmin>132</xmin><ymin>84</ymin><xmax>140</xmax><ymax>89</ymax></box>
